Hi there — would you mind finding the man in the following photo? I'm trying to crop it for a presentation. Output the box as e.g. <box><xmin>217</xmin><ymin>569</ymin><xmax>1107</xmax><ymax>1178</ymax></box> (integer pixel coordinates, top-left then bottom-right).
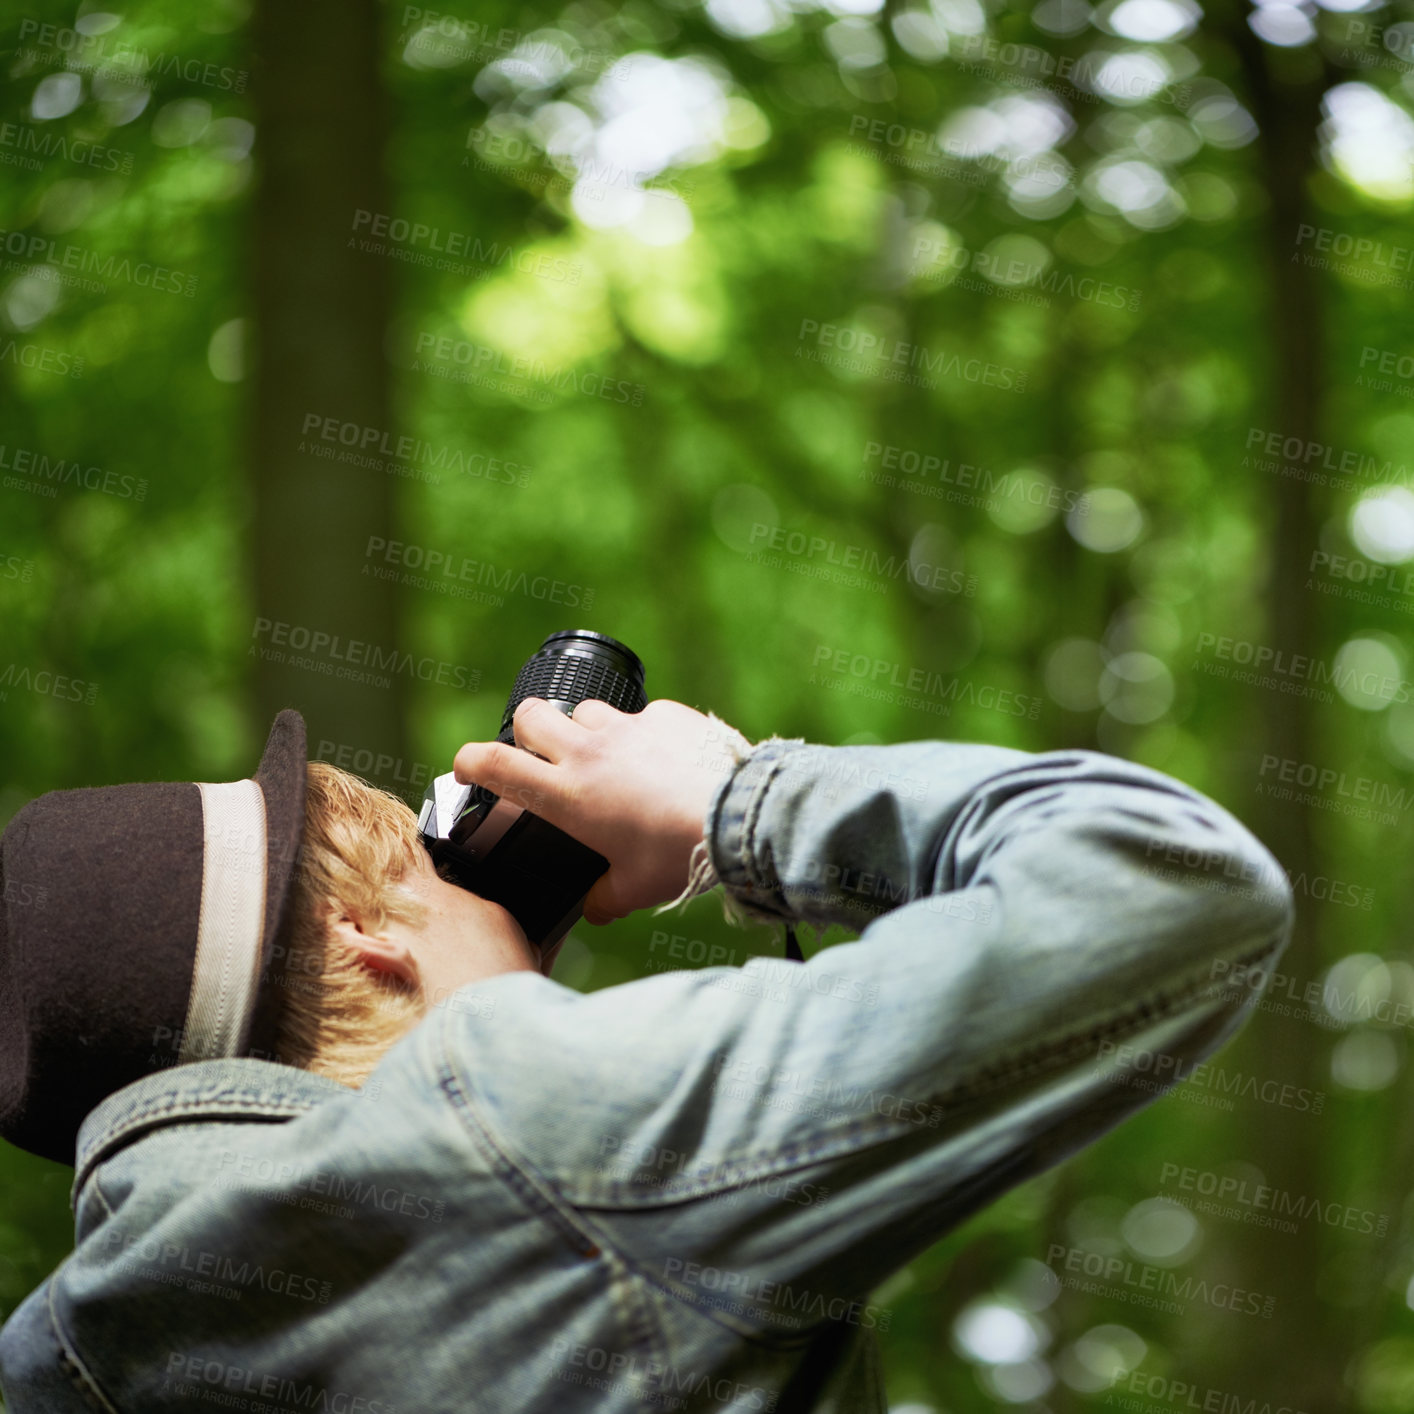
<box><xmin>0</xmin><ymin>695</ymin><xmax>1291</xmax><ymax>1412</ymax></box>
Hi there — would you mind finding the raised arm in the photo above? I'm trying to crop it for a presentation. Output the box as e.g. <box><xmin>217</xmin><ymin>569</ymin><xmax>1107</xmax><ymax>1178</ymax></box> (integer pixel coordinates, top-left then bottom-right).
<box><xmin>446</xmin><ymin>699</ymin><xmax>1293</xmax><ymax>1335</ymax></box>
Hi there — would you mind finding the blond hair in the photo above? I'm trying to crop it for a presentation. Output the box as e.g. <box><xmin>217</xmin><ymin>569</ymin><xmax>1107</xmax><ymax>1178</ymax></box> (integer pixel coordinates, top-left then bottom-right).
<box><xmin>269</xmin><ymin>762</ymin><xmax>429</xmax><ymax>1086</ymax></box>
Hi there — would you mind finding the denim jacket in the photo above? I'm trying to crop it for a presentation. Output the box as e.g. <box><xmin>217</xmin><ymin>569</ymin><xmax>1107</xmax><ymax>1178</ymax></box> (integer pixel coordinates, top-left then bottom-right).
<box><xmin>0</xmin><ymin>737</ymin><xmax>1293</xmax><ymax>1413</ymax></box>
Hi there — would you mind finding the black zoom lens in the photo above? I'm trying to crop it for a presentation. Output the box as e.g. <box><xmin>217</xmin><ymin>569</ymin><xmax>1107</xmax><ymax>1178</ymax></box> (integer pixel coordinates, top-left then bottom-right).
<box><xmin>495</xmin><ymin>630</ymin><xmax>647</xmax><ymax>745</ymax></box>
<box><xmin>425</xmin><ymin>629</ymin><xmax>648</xmax><ymax>951</ymax></box>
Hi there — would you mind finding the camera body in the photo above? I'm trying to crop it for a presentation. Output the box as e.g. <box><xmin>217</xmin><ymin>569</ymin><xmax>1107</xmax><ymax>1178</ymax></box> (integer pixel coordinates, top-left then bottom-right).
<box><xmin>417</xmin><ymin>630</ymin><xmax>647</xmax><ymax>952</ymax></box>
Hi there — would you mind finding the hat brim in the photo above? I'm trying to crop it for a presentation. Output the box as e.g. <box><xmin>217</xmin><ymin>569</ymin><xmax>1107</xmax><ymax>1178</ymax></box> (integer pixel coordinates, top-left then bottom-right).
<box><xmin>246</xmin><ymin>709</ymin><xmax>307</xmax><ymax>1060</ymax></box>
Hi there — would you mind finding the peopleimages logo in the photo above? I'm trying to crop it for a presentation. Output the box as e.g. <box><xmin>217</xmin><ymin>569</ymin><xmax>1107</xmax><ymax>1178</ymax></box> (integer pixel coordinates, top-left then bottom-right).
<box><xmin>1294</xmin><ymin>222</ymin><xmax>1414</xmax><ymax>270</ymax></box>
<box><xmin>1109</xmin><ymin>1369</ymin><xmax>1308</xmax><ymax>1414</ymax></box>
<box><xmin>909</xmin><ymin>233</ymin><xmax>1141</xmax><ymax>310</ymax></box>
<box><xmin>0</xmin><ymin>120</ymin><xmax>133</xmax><ymax>174</ymax></box>
<box><xmin>15</xmin><ymin>19</ymin><xmax>250</xmax><ymax>91</ymax></box>
<box><xmin>163</xmin><ymin>1353</ymin><xmax>397</xmax><ymax>1414</ymax></box>
<box><xmin>796</xmin><ymin>318</ymin><xmax>1028</xmax><ymax>393</ymax></box>
<box><xmin>662</xmin><ymin>1258</ymin><xmax>893</xmax><ymax>1331</ymax></box>
<box><xmin>350</xmin><ymin>209</ymin><xmax>581</xmax><ymax>284</ymax></box>
<box><xmin>363</xmin><ymin>536</ymin><xmax>594</xmax><ymax>609</ymax></box>
<box><xmin>300</xmin><ymin>413</ymin><xmax>530</xmax><ymax>487</ymax></box>
<box><xmin>1046</xmin><ymin>1243</ymin><xmax>1275</xmax><ymax>1319</ymax></box>
<box><xmin>1095</xmin><ymin>1039</ymin><xmax>1325</xmax><ymax>1115</ymax></box>
<box><xmin>0</xmin><ymin>229</ymin><xmax>198</xmax><ymax>297</ymax></box>
<box><xmin>1308</xmin><ymin>548</ymin><xmax>1414</xmax><ymax>609</ymax></box>
<box><xmin>1193</xmin><ymin>631</ymin><xmax>1412</xmax><ymax>705</ymax></box>
<box><xmin>747</xmin><ymin>522</ymin><xmax>974</xmax><ymax>596</ymax></box>
<box><xmin>1257</xmin><ymin>753</ymin><xmax>1412</xmax><ymax>817</ymax></box>
<box><xmin>951</xmin><ymin>33</ymin><xmax>1190</xmax><ymax>105</ymax></box>
<box><xmin>250</xmin><ymin>618</ymin><xmax>480</xmax><ymax>692</ymax></box>
<box><xmin>860</xmin><ymin>439</ymin><xmax>1088</xmax><ymax>514</ymax></box>
<box><xmin>810</xmin><ymin>643</ymin><xmax>1042</xmax><ymax>720</ymax></box>
<box><xmin>1244</xmin><ymin>425</ymin><xmax>1412</xmax><ymax>484</ymax></box>
<box><xmin>1159</xmin><ymin>1162</ymin><xmax>1389</xmax><ymax>1238</ymax></box>
<box><xmin>400</xmin><ymin>7</ymin><xmax>625</xmax><ymax>80</ymax></box>
<box><xmin>0</xmin><ymin>443</ymin><xmax>147</xmax><ymax>501</ymax></box>
<box><xmin>216</xmin><ymin>1150</ymin><xmax>445</xmax><ymax>1223</ymax></box>
<box><xmin>101</xmin><ymin>1225</ymin><xmax>332</xmax><ymax>1304</ymax></box>
<box><xmin>545</xmin><ymin>1339</ymin><xmax>780</xmax><ymax>1412</ymax></box>
<box><xmin>595</xmin><ymin>1134</ymin><xmax>831</xmax><ymax>1206</ymax></box>
<box><xmin>314</xmin><ymin>739</ymin><xmax>435</xmax><ymax>799</ymax></box>
<box><xmin>413</xmin><ymin>331</ymin><xmax>645</xmax><ymax>407</ymax></box>
<box><xmin>0</xmin><ymin>338</ymin><xmax>83</xmax><ymax>377</ymax></box>
<box><xmin>714</xmin><ymin>1052</ymin><xmax>945</xmax><ymax>1128</ymax></box>
<box><xmin>0</xmin><ymin>665</ymin><xmax>98</xmax><ymax>705</ymax></box>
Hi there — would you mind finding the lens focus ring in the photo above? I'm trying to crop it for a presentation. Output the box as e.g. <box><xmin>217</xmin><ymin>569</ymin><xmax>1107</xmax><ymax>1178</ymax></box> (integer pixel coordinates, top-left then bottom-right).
<box><xmin>497</xmin><ymin>631</ymin><xmax>648</xmax><ymax>742</ymax></box>
<box><xmin>510</xmin><ymin>654</ymin><xmax>644</xmax><ymax>715</ymax></box>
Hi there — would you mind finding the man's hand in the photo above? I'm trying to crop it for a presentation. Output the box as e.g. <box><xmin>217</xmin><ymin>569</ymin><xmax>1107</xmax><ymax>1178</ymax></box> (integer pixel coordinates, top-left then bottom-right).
<box><xmin>452</xmin><ymin>698</ymin><xmax>749</xmax><ymax>926</ymax></box>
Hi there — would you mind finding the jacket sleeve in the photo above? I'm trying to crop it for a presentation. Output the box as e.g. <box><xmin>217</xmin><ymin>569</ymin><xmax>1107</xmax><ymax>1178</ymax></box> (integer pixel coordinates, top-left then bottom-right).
<box><xmin>445</xmin><ymin>738</ymin><xmax>1293</xmax><ymax>1338</ymax></box>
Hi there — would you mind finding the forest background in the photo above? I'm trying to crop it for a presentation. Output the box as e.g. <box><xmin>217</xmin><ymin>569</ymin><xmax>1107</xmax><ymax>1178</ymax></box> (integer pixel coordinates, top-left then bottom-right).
<box><xmin>2</xmin><ymin>0</ymin><xmax>1413</xmax><ymax>1406</ymax></box>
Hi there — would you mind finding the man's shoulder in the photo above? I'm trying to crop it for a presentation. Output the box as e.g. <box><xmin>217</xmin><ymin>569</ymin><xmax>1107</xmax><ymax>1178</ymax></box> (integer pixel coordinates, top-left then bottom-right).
<box><xmin>63</xmin><ymin>1042</ymin><xmax>468</xmax><ymax>1296</ymax></box>
<box><xmin>70</xmin><ymin>1039</ymin><xmax>462</xmax><ymax>1238</ymax></box>
<box><xmin>21</xmin><ymin>1033</ymin><xmax>527</xmax><ymax>1413</ymax></box>
<box><xmin>75</xmin><ymin>1057</ymin><xmax>347</xmax><ymax>1191</ymax></box>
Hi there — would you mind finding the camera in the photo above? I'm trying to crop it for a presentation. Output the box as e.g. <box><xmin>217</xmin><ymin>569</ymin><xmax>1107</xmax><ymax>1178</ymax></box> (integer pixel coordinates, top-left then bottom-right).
<box><xmin>417</xmin><ymin>630</ymin><xmax>647</xmax><ymax>953</ymax></box>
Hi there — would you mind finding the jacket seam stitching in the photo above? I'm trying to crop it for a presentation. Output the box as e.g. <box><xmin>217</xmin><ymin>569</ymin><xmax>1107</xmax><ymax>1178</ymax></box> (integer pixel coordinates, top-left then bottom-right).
<box><xmin>734</xmin><ymin>749</ymin><xmax>800</xmax><ymax>911</ymax></box>
<box><xmin>435</xmin><ymin>1039</ymin><xmax>795</xmax><ymax>1352</ymax></box>
<box><xmin>599</xmin><ymin>1251</ymin><xmax>836</xmax><ymax>1350</ymax></box>
<box><xmin>436</xmin><ymin>1051</ymin><xmax>606</xmax><ymax>1260</ymax></box>
<box><xmin>740</xmin><ymin>755</ymin><xmax>783</xmax><ymax>892</ymax></box>
<box><xmin>73</xmin><ymin>1098</ymin><xmax>312</xmax><ymax>1201</ymax></box>
<box><xmin>86</xmin><ymin>1172</ymin><xmax>116</xmax><ymax>1221</ymax></box>
<box><xmin>602</xmin><ymin>1250</ymin><xmax>674</xmax><ymax>1412</ymax></box>
<box><xmin>45</xmin><ymin>1279</ymin><xmax>120</xmax><ymax>1414</ymax></box>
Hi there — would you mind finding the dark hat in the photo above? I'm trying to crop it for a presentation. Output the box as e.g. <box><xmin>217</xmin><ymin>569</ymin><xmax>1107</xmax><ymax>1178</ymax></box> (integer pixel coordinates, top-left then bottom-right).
<box><xmin>0</xmin><ymin>710</ymin><xmax>307</xmax><ymax>1165</ymax></box>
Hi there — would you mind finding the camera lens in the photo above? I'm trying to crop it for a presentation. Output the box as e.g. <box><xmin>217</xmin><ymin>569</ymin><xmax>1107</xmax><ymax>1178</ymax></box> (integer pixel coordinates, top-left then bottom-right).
<box><xmin>496</xmin><ymin>630</ymin><xmax>647</xmax><ymax>743</ymax></box>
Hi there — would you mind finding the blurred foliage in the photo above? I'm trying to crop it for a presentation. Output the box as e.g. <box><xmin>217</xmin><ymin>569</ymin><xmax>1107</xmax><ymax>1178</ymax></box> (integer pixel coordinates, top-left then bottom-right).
<box><xmin>3</xmin><ymin>0</ymin><xmax>1414</xmax><ymax>1407</ymax></box>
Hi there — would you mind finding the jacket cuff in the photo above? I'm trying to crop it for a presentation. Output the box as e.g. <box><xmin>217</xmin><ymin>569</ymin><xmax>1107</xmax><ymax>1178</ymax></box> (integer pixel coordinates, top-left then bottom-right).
<box><xmin>704</xmin><ymin>738</ymin><xmax>808</xmax><ymax>927</ymax></box>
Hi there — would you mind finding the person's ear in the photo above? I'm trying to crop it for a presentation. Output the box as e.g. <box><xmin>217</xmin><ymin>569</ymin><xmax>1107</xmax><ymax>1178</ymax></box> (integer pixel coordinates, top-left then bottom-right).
<box><xmin>325</xmin><ymin>903</ymin><xmax>420</xmax><ymax>987</ymax></box>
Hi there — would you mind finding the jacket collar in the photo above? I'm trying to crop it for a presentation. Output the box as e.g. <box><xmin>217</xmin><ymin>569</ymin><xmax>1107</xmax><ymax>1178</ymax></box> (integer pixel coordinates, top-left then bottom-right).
<box><xmin>71</xmin><ymin>1059</ymin><xmax>350</xmax><ymax>1206</ymax></box>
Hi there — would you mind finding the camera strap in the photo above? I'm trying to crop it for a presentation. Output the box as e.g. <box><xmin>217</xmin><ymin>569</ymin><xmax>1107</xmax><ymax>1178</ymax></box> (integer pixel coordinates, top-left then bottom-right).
<box><xmin>783</xmin><ymin>924</ymin><xmax>803</xmax><ymax>963</ymax></box>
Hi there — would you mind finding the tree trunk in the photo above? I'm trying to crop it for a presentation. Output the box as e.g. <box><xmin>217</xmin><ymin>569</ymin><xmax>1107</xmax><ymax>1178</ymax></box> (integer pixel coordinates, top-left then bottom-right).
<box><xmin>249</xmin><ymin>0</ymin><xmax>404</xmax><ymax>761</ymax></box>
<box><xmin>1219</xmin><ymin>18</ymin><xmax>1338</xmax><ymax>1407</ymax></box>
